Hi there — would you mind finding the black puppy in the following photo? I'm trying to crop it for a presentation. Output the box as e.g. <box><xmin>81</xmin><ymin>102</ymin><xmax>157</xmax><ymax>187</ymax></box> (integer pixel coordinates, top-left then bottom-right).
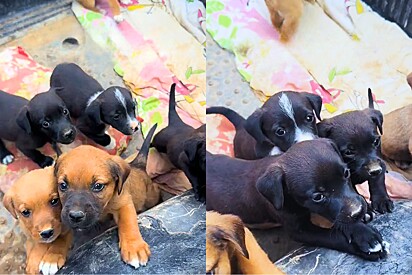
<box><xmin>151</xmin><ymin>83</ymin><xmax>206</xmax><ymax>202</ymax></box>
<box><xmin>317</xmin><ymin>89</ymin><xmax>393</xmax><ymax>215</ymax></box>
<box><xmin>50</xmin><ymin>63</ymin><xmax>139</xmax><ymax>147</ymax></box>
<box><xmin>207</xmin><ymin>138</ymin><xmax>388</xmax><ymax>260</ymax></box>
<box><xmin>207</xmin><ymin>91</ymin><xmax>322</xmax><ymax>159</ymax></box>
<box><xmin>0</xmin><ymin>89</ymin><xmax>76</xmax><ymax>168</ymax></box>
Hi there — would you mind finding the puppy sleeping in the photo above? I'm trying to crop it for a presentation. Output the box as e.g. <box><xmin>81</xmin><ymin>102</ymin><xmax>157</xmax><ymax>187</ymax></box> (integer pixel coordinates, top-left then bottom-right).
<box><xmin>54</xmin><ymin>124</ymin><xmax>160</xmax><ymax>269</ymax></box>
<box><xmin>317</xmin><ymin>89</ymin><xmax>394</xmax><ymax>215</ymax></box>
<box><xmin>207</xmin><ymin>91</ymin><xmax>322</xmax><ymax>160</ymax></box>
<box><xmin>0</xmin><ymin>89</ymin><xmax>76</xmax><ymax>168</ymax></box>
<box><xmin>206</xmin><ymin>211</ymin><xmax>284</xmax><ymax>275</ymax></box>
<box><xmin>3</xmin><ymin>167</ymin><xmax>72</xmax><ymax>275</ymax></box>
<box><xmin>50</xmin><ymin>63</ymin><xmax>140</xmax><ymax>147</ymax></box>
<box><xmin>151</xmin><ymin>83</ymin><xmax>206</xmax><ymax>202</ymax></box>
<box><xmin>207</xmin><ymin>138</ymin><xmax>388</xmax><ymax>260</ymax></box>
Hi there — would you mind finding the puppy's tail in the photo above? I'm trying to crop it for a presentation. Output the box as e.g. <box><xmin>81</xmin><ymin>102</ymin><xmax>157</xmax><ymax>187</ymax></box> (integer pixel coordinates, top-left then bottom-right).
<box><xmin>368</xmin><ymin>88</ymin><xmax>374</xmax><ymax>109</ymax></box>
<box><xmin>168</xmin><ymin>83</ymin><xmax>184</xmax><ymax>125</ymax></box>
<box><xmin>130</xmin><ymin>123</ymin><xmax>158</xmax><ymax>169</ymax></box>
<box><xmin>206</xmin><ymin>106</ymin><xmax>246</xmax><ymax>129</ymax></box>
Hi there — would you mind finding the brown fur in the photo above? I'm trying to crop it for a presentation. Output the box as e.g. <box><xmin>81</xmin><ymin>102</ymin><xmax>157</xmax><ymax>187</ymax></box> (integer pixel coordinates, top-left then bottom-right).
<box><xmin>265</xmin><ymin>0</ymin><xmax>315</xmax><ymax>42</ymax></box>
<box><xmin>55</xmin><ymin>145</ymin><xmax>160</xmax><ymax>267</ymax></box>
<box><xmin>3</xmin><ymin>167</ymin><xmax>72</xmax><ymax>274</ymax></box>
<box><xmin>77</xmin><ymin>0</ymin><xmax>121</xmax><ymax>17</ymax></box>
<box><xmin>206</xmin><ymin>211</ymin><xmax>284</xmax><ymax>275</ymax></box>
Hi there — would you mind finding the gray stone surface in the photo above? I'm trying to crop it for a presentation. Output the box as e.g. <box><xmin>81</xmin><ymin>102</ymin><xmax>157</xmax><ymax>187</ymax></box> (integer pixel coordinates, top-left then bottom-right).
<box><xmin>59</xmin><ymin>191</ymin><xmax>205</xmax><ymax>274</ymax></box>
<box><xmin>276</xmin><ymin>200</ymin><xmax>412</xmax><ymax>274</ymax></box>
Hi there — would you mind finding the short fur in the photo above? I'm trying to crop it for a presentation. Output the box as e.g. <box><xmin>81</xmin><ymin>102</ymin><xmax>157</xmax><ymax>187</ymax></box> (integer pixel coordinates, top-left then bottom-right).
<box><xmin>207</xmin><ymin>91</ymin><xmax>322</xmax><ymax>160</ymax></box>
<box><xmin>265</xmin><ymin>0</ymin><xmax>315</xmax><ymax>42</ymax></box>
<box><xmin>3</xmin><ymin>167</ymin><xmax>72</xmax><ymax>275</ymax></box>
<box><xmin>206</xmin><ymin>211</ymin><xmax>284</xmax><ymax>274</ymax></box>
<box><xmin>151</xmin><ymin>83</ymin><xmax>206</xmax><ymax>202</ymax></box>
<box><xmin>207</xmin><ymin>138</ymin><xmax>387</xmax><ymax>260</ymax></box>
<box><xmin>54</xmin><ymin>124</ymin><xmax>160</xmax><ymax>269</ymax></box>
<box><xmin>50</xmin><ymin>63</ymin><xmax>139</xmax><ymax>147</ymax></box>
<box><xmin>317</xmin><ymin>89</ymin><xmax>393</xmax><ymax>215</ymax></box>
<box><xmin>0</xmin><ymin>89</ymin><xmax>76</xmax><ymax>168</ymax></box>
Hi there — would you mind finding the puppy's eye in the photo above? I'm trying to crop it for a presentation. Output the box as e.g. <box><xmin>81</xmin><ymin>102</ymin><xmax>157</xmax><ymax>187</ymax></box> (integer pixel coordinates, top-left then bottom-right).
<box><xmin>344</xmin><ymin>168</ymin><xmax>350</xmax><ymax>179</ymax></box>
<box><xmin>305</xmin><ymin>114</ymin><xmax>314</xmax><ymax>122</ymax></box>
<box><xmin>50</xmin><ymin>198</ymin><xmax>59</xmax><ymax>206</ymax></box>
<box><xmin>275</xmin><ymin>127</ymin><xmax>286</xmax><ymax>136</ymax></box>
<box><xmin>113</xmin><ymin>114</ymin><xmax>120</xmax><ymax>120</ymax></box>
<box><xmin>312</xmin><ymin>193</ymin><xmax>325</xmax><ymax>203</ymax></box>
<box><xmin>21</xmin><ymin>209</ymin><xmax>31</xmax><ymax>217</ymax></box>
<box><xmin>373</xmin><ymin>137</ymin><xmax>380</xmax><ymax>147</ymax></box>
<box><xmin>59</xmin><ymin>182</ymin><xmax>69</xmax><ymax>192</ymax></box>
<box><xmin>62</xmin><ymin>109</ymin><xmax>69</xmax><ymax>116</ymax></box>
<box><xmin>42</xmin><ymin>121</ymin><xmax>50</xmax><ymax>128</ymax></box>
<box><xmin>91</xmin><ymin>183</ymin><xmax>105</xmax><ymax>192</ymax></box>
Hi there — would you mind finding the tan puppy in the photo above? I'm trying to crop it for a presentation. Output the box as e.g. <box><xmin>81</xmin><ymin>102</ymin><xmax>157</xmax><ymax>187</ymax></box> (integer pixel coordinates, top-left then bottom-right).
<box><xmin>206</xmin><ymin>211</ymin><xmax>284</xmax><ymax>275</ymax></box>
<box><xmin>3</xmin><ymin>167</ymin><xmax>72</xmax><ymax>275</ymax></box>
<box><xmin>77</xmin><ymin>0</ymin><xmax>132</xmax><ymax>22</ymax></box>
<box><xmin>54</xmin><ymin>124</ymin><xmax>160</xmax><ymax>268</ymax></box>
<box><xmin>265</xmin><ymin>0</ymin><xmax>315</xmax><ymax>42</ymax></box>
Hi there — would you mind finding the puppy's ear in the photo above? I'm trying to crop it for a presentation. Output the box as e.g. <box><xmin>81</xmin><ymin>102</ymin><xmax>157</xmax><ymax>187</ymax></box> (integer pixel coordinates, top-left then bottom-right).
<box><xmin>256</xmin><ymin>165</ymin><xmax>284</xmax><ymax>210</ymax></box>
<box><xmin>16</xmin><ymin>106</ymin><xmax>32</xmax><ymax>134</ymax></box>
<box><xmin>3</xmin><ymin>191</ymin><xmax>17</xmax><ymax>219</ymax></box>
<box><xmin>86</xmin><ymin>100</ymin><xmax>102</xmax><ymax>125</ymax></box>
<box><xmin>210</xmin><ymin>219</ymin><xmax>249</xmax><ymax>259</ymax></box>
<box><xmin>316</xmin><ymin>121</ymin><xmax>333</xmax><ymax>138</ymax></box>
<box><xmin>365</xmin><ymin>109</ymin><xmax>383</xmax><ymax>135</ymax></box>
<box><xmin>302</xmin><ymin>92</ymin><xmax>322</xmax><ymax>121</ymax></box>
<box><xmin>244</xmin><ymin>109</ymin><xmax>268</xmax><ymax>144</ymax></box>
<box><xmin>109</xmin><ymin>156</ymin><xmax>131</xmax><ymax>195</ymax></box>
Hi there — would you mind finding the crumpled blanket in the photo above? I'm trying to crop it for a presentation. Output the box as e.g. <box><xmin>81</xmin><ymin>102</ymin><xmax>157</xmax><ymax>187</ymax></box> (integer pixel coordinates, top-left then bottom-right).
<box><xmin>206</xmin><ymin>0</ymin><xmax>412</xmax><ymax>200</ymax></box>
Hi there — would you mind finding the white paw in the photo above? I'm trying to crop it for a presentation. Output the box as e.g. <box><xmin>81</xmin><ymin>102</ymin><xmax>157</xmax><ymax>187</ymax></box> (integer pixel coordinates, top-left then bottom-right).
<box><xmin>382</xmin><ymin>241</ymin><xmax>390</xmax><ymax>254</ymax></box>
<box><xmin>368</xmin><ymin>242</ymin><xmax>382</xmax><ymax>253</ymax></box>
<box><xmin>120</xmin><ymin>0</ymin><xmax>132</xmax><ymax>4</ymax></box>
<box><xmin>128</xmin><ymin>259</ymin><xmax>140</xmax><ymax>269</ymax></box>
<box><xmin>2</xmin><ymin>154</ymin><xmax>14</xmax><ymax>165</ymax></box>
<box><xmin>39</xmin><ymin>261</ymin><xmax>59</xmax><ymax>275</ymax></box>
<box><xmin>104</xmin><ymin>133</ymin><xmax>116</xmax><ymax>150</ymax></box>
<box><xmin>114</xmin><ymin>14</ymin><xmax>124</xmax><ymax>23</ymax></box>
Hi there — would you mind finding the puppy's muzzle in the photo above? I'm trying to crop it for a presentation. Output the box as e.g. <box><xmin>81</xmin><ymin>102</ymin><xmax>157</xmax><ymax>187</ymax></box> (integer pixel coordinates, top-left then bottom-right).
<box><xmin>39</xmin><ymin>228</ymin><xmax>54</xmax><ymax>240</ymax></box>
<box><xmin>366</xmin><ymin>161</ymin><xmax>382</xmax><ymax>177</ymax></box>
<box><xmin>60</xmin><ymin>127</ymin><xmax>77</xmax><ymax>144</ymax></box>
<box><xmin>69</xmin><ymin>210</ymin><xmax>86</xmax><ymax>223</ymax></box>
<box><xmin>129</xmin><ymin>118</ymin><xmax>139</xmax><ymax>133</ymax></box>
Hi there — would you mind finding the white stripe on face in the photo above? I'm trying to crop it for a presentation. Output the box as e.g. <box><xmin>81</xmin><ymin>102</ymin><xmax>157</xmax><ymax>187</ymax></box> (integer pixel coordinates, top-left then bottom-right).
<box><xmin>86</xmin><ymin>91</ymin><xmax>104</xmax><ymax>107</ymax></box>
<box><xmin>114</xmin><ymin>88</ymin><xmax>138</xmax><ymax>129</ymax></box>
<box><xmin>294</xmin><ymin>127</ymin><xmax>315</xmax><ymax>142</ymax></box>
<box><xmin>279</xmin><ymin>93</ymin><xmax>295</xmax><ymax>122</ymax></box>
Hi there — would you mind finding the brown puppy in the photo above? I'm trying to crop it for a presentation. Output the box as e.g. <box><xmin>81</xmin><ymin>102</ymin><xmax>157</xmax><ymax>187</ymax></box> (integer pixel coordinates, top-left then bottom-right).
<box><xmin>3</xmin><ymin>167</ymin><xmax>72</xmax><ymax>275</ymax></box>
<box><xmin>265</xmin><ymin>0</ymin><xmax>315</xmax><ymax>42</ymax></box>
<box><xmin>54</xmin><ymin>124</ymin><xmax>160</xmax><ymax>269</ymax></box>
<box><xmin>206</xmin><ymin>211</ymin><xmax>284</xmax><ymax>275</ymax></box>
<box><xmin>77</xmin><ymin>0</ymin><xmax>131</xmax><ymax>22</ymax></box>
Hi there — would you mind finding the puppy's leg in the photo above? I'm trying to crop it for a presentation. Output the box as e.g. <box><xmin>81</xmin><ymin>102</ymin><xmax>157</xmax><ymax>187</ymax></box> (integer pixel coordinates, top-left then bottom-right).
<box><xmin>39</xmin><ymin>232</ymin><xmax>73</xmax><ymax>275</ymax></box>
<box><xmin>17</xmin><ymin>145</ymin><xmax>54</xmax><ymax>168</ymax></box>
<box><xmin>278</xmin><ymin>4</ymin><xmax>303</xmax><ymax>42</ymax></box>
<box><xmin>265</xmin><ymin>0</ymin><xmax>283</xmax><ymax>33</ymax></box>
<box><xmin>368</xmin><ymin>161</ymin><xmax>394</xmax><ymax>214</ymax></box>
<box><xmin>115</xmin><ymin>203</ymin><xmax>150</xmax><ymax>268</ymax></box>
<box><xmin>78</xmin><ymin>126</ymin><xmax>112</xmax><ymax>147</ymax></box>
<box><xmin>286</xmin><ymin>215</ymin><xmax>387</xmax><ymax>261</ymax></box>
<box><xmin>51</xmin><ymin>142</ymin><xmax>62</xmax><ymax>157</ymax></box>
<box><xmin>77</xmin><ymin>0</ymin><xmax>100</xmax><ymax>12</ymax></box>
<box><xmin>0</xmin><ymin>139</ymin><xmax>14</xmax><ymax>165</ymax></box>
<box><xmin>107</xmin><ymin>0</ymin><xmax>123</xmax><ymax>22</ymax></box>
<box><xmin>25</xmin><ymin>242</ymin><xmax>49</xmax><ymax>275</ymax></box>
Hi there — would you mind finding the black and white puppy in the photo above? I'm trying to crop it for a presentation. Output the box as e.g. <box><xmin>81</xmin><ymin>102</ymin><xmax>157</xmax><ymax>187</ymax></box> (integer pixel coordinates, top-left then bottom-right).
<box><xmin>207</xmin><ymin>138</ymin><xmax>388</xmax><ymax>261</ymax></box>
<box><xmin>0</xmin><ymin>89</ymin><xmax>76</xmax><ymax>168</ymax></box>
<box><xmin>151</xmin><ymin>83</ymin><xmax>206</xmax><ymax>202</ymax></box>
<box><xmin>50</xmin><ymin>63</ymin><xmax>139</xmax><ymax>147</ymax></box>
<box><xmin>317</xmin><ymin>89</ymin><xmax>393</xmax><ymax>215</ymax></box>
<box><xmin>207</xmin><ymin>91</ymin><xmax>322</xmax><ymax>159</ymax></box>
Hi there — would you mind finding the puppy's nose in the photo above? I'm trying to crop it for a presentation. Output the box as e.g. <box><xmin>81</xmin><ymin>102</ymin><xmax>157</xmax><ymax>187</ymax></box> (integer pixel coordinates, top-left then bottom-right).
<box><xmin>368</xmin><ymin>166</ymin><xmax>382</xmax><ymax>176</ymax></box>
<box><xmin>130</xmin><ymin>120</ymin><xmax>139</xmax><ymax>132</ymax></box>
<box><xmin>63</xmin><ymin>129</ymin><xmax>75</xmax><ymax>139</ymax></box>
<box><xmin>40</xmin><ymin>229</ymin><xmax>54</xmax><ymax>239</ymax></box>
<box><xmin>69</xmin><ymin>210</ymin><xmax>85</xmax><ymax>223</ymax></box>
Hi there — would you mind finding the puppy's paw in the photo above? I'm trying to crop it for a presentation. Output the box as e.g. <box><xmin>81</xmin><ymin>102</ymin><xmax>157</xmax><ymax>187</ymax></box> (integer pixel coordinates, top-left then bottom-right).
<box><xmin>349</xmin><ymin>223</ymin><xmax>387</xmax><ymax>261</ymax></box>
<box><xmin>371</xmin><ymin>197</ymin><xmax>394</xmax><ymax>214</ymax></box>
<box><xmin>120</xmin><ymin>239</ymin><xmax>151</xmax><ymax>269</ymax></box>
<box><xmin>114</xmin><ymin>14</ymin><xmax>124</xmax><ymax>23</ymax></box>
<box><xmin>39</xmin><ymin>251</ymin><xmax>66</xmax><ymax>275</ymax></box>
<box><xmin>1</xmin><ymin>154</ymin><xmax>14</xmax><ymax>165</ymax></box>
<box><xmin>26</xmin><ymin>261</ymin><xmax>40</xmax><ymax>275</ymax></box>
<box><xmin>39</xmin><ymin>156</ymin><xmax>54</xmax><ymax>168</ymax></box>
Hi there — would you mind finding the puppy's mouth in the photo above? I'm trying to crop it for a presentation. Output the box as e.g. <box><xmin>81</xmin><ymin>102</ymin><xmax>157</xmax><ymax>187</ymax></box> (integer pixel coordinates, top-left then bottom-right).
<box><xmin>39</xmin><ymin>234</ymin><xmax>59</xmax><ymax>244</ymax></box>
